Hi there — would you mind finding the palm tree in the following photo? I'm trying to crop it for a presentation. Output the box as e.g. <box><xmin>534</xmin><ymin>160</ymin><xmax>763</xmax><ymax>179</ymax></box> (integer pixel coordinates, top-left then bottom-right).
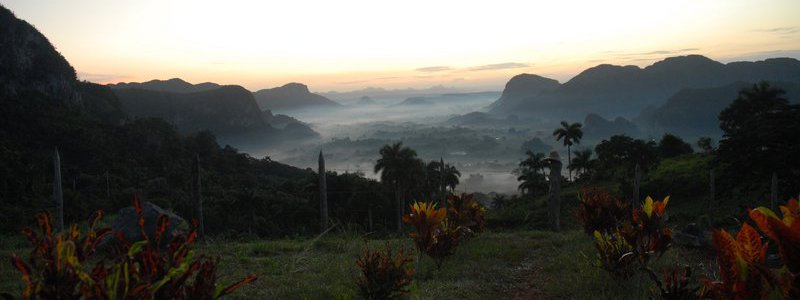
<box><xmin>553</xmin><ymin>121</ymin><xmax>583</xmax><ymax>181</ymax></box>
<box><xmin>517</xmin><ymin>151</ymin><xmax>547</xmax><ymax>195</ymax></box>
<box><xmin>442</xmin><ymin>164</ymin><xmax>461</xmax><ymax>192</ymax></box>
<box><xmin>569</xmin><ymin>149</ymin><xmax>593</xmax><ymax>179</ymax></box>
<box><xmin>375</xmin><ymin>142</ymin><xmax>420</xmax><ymax>231</ymax></box>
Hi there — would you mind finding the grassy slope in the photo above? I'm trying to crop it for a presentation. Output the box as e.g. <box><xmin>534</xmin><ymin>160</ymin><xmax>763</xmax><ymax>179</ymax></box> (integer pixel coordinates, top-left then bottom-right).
<box><xmin>0</xmin><ymin>181</ymin><xmax>735</xmax><ymax>299</ymax></box>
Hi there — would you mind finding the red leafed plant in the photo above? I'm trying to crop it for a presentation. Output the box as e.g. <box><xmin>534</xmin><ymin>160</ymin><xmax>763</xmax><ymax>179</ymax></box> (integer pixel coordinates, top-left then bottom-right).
<box><xmin>647</xmin><ymin>266</ymin><xmax>703</xmax><ymax>300</ymax></box>
<box><xmin>620</xmin><ymin>196</ymin><xmax>673</xmax><ymax>265</ymax></box>
<box><xmin>3</xmin><ymin>195</ymin><xmax>257</xmax><ymax>300</ymax></box>
<box><xmin>402</xmin><ymin>201</ymin><xmax>461</xmax><ymax>269</ymax></box>
<box><xmin>446</xmin><ymin>193</ymin><xmax>486</xmax><ymax>236</ymax></box>
<box><xmin>355</xmin><ymin>242</ymin><xmax>415</xmax><ymax>300</ymax></box>
<box><xmin>702</xmin><ymin>223</ymin><xmax>772</xmax><ymax>300</ymax></box>
<box><xmin>576</xmin><ymin>187</ymin><xmax>630</xmax><ymax>235</ymax></box>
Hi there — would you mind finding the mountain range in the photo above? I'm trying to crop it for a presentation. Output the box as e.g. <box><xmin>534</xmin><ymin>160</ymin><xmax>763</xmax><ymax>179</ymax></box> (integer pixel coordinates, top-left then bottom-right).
<box><xmin>490</xmin><ymin>55</ymin><xmax>800</xmax><ymax>122</ymax></box>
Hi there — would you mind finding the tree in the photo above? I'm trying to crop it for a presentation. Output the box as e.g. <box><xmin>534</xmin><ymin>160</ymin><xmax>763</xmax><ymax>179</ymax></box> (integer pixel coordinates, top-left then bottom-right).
<box><xmin>424</xmin><ymin>161</ymin><xmax>461</xmax><ymax>194</ymax></box>
<box><xmin>516</xmin><ymin>151</ymin><xmax>547</xmax><ymax>196</ymax></box>
<box><xmin>657</xmin><ymin>133</ymin><xmax>693</xmax><ymax>158</ymax></box>
<box><xmin>717</xmin><ymin>82</ymin><xmax>800</xmax><ymax>200</ymax></box>
<box><xmin>375</xmin><ymin>142</ymin><xmax>422</xmax><ymax>231</ymax></box>
<box><xmin>696</xmin><ymin>137</ymin><xmax>714</xmax><ymax>153</ymax></box>
<box><xmin>553</xmin><ymin>121</ymin><xmax>583</xmax><ymax>181</ymax></box>
<box><xmin>594</xmin><ymin>135</ymin><xmax>658</xmax><ymax>181</ymax></box>
<box><xmin>569</xmin><ymin>149</ymin><xmax>594</xmax><ymax>179</ymax></box>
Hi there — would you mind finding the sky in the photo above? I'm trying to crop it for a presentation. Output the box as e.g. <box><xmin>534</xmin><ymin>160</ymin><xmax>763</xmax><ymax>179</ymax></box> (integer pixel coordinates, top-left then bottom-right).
<box><xmin>3</xmin><ymin>0</ymin><xmax>800</xmax><ymax>92</ymax></box>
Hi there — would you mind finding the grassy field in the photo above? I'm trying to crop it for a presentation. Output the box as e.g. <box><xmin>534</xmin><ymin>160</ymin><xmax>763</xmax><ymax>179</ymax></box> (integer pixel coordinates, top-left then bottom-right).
<box><xmin>1</xmin><ymin>181</ymin><xmax>745</xmax><ymax>299</ymax></box>
<box><xmin>0</xmin><ymin>227</ymin><xmax>716</xmax><ymax>299</ymax></box>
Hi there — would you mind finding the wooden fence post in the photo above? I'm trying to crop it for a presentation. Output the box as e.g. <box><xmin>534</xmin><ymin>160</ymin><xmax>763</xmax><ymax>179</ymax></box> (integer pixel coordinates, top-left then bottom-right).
<box><xmin>319</xmin><ymin>151</ymin><xmax>328</xmax><ymax>232</ymax></box>
<box><xmin>632</xmin><ymin>163</ymin><xmax>641</xmax><ymax>206</ymax></box>
<box><xmin>53</xmin><ymin>148</ymin><xmax>64</xmax><ymax>232</ymax></box>
<box><xmin>192</xmin><ymin>154</ymin><xmax>205</xmax><ymax>241</ymax></box>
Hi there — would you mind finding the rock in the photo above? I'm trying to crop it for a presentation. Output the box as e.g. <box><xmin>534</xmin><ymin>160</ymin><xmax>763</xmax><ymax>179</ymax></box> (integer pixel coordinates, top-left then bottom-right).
<box><xmin>112</xmin><ymin>201</ymin><xmax>186</xmax><ymax>244</ymax></box>
<box><xmin>673</xmin><ymin>223</ymin><xmax>708</xmax><ymax>249</ymax></box>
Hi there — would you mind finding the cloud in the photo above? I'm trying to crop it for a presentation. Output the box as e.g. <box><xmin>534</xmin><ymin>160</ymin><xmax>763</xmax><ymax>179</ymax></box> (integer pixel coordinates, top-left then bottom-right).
<box><xmin>77</xmin><ymin>72</ymin><xmax>128</xmax><ymax>83</ymax></box>
<box><xmin>468</xmin><ymin>62</ymin><xmax>530</xmax><ymax>71</ymax></box>
<box><xmin>756</xmin><ymin>27</ymin><xmax>799</xmax><ymax>35</ymax></box>
<box><xmin>415</xmin><ymin>66</ymin><xmax>452</xmax><ymax>72</ymax></box>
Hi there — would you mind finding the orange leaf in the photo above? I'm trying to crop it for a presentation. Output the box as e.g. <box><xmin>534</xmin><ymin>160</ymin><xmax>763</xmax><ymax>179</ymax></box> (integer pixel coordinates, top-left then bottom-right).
<box><xmin>734</xmin><ymin>223</ymin><xmax>766</xmax><ymax>263</ymax></box>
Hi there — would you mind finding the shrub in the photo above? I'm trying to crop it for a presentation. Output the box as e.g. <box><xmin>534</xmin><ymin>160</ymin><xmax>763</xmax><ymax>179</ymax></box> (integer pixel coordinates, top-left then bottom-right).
<box><xmin>446</xmin><ymin>193</ymin><xmax>486</xmax><ymax>236</ymax></box>
<box><xmin>620</xmin><ymin>196</ymin><xmax>673</xmax><ymax>266</ymax></box>
<box><xmin>580</xmin><ymin>192</ymin><xmax>673</xmax><ymax>278</ymax></box>
<box><xmin>702</xmin><ymin>198</ymin><xmax>799</xmax><ymax>299</ymax></box>
<box><xmin>593</xmin><ymin>230</ymin><xmax>637</xmax><ymax>278</ymax></box>
<box><xmin>403</xmin><ymin>202</ymin><xmax>461</xmax><ymax>269</ymax></box>
<box><xmin>576</xmin><ymin>187</ymin><xmax>629</xmax><ymax>235</ymax></box>
<box><xmin>3</xmin><ymin>195</ymin><xmax>257</xmax><ymax>300</ymax></box>
<box><xmin>647</xmin><ymin>266</ymin><xmax>703</xmax><ymax>300</ymax></box>
<box><xmin>355</xmin><ymin>242</ymin><xmax>415</xmax><ymax>300</ymax></box>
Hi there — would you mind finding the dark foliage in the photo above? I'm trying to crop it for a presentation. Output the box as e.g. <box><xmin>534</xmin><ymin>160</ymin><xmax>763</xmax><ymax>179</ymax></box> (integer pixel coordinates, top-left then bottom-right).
<box><xmin>657</xmin><ymin>134</ymin><xmax>694</xmax><ymax>159</ymax></box>
<box><xmin>716</xmin><ymin>82</ymin><xmax>800</xmax><ymax>201</ymax></box>
<box><xmin>355</xmin><ymin>242</ymin><xmax>414</xmax><ymax>300</ymax></box>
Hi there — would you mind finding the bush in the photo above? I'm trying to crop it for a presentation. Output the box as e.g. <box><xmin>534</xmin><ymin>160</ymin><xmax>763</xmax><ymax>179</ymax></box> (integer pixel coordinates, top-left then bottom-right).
<box><xmin>578</xmin><ymin>190</ymin><xmax>673</xmax><ymax>278</ymax></box>
<box><xmin>355</xmin><ymin>242</ymin><xmax>415</xmax><ymax>300</ymax></box>
<box><xmin>703</xmin><ymin>198</ymin><xmax>800</xmax><ymax>299</ymax></box>
<box><xmin>576</xmin><ymin>187</ymin><xmax>629</xmax><ymax>235</ymax></box>
<box><xmin>2</xmin><ymin>195</ymin><xmax>257</xmax><ymax>300</ymax></box>
<box><xmin>446</xmin><ymin>193</ymin><xmax>486</xmax><ymax>236</ymax></box>
<box><xmin>402</xmin><ymin>202</ymin><xmax>461</xmax><ymax>269</ymax></box>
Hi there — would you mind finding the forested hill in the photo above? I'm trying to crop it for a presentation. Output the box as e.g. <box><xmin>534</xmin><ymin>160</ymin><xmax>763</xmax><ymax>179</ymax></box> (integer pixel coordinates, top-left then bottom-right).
<box><xmin>0</xmin><ymin>5</ymin><xmax>318</xmax><ymax>235</ymax></box>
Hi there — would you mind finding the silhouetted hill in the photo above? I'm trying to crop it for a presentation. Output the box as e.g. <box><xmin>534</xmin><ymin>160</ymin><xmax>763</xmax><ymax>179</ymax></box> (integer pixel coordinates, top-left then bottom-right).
<box><xmin>109</xmin><ymin>78</ymin><xmax>221</xmax><ymax>93</ymax></box>
<box><xmin>582</xmin><ymin>113</ymin><xmax>640</xmax><ymax>141</ymax></box>
<box><xmin>487</xmin><ymin>74</ymin><xmax>560</xmax><ymax>112</ymax></box>
<box><xmin>397</xmin><ymin>97</ymin><xmax>432</xmax><ymax>106</ymax></box>
<box><xmin>114</xmin><ymin>85</ymin><xmax>272</xmax><ymax>136</ymax></box>
<box><xmin>638</xmin><ymin>81</ymin><xmax>800</xmax><ymax>139</ymax></box>
<box><xmin>0</xmin><ymin>5</ymin><xmax>76</xmax><ymax>102</ymax></box>
<box><xmin>263</xmin><ymin>109</ymin><xmax>319</xmax><ymax>139</ymax></box>
<box><xmin>489</xmin><ymin>55</ymin><xmax>800</xmax><ymax>119</ymax></box>
<box><xmin>253</xmin><ymin>83</ymin><xmax>340</xmax><ymax>111</ymax></box>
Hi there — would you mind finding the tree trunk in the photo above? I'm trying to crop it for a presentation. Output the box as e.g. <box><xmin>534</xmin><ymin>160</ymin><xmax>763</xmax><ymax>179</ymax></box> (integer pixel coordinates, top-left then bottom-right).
<box><xmin>319</xmin><ymin>151</ymin><xmax>328</xmax><ymax>232</ymax></box>
<box><xmin>567</xmin><ymin>145</ymin><xmax>572</xmax><ymax>181</ymax></box>
<box><xmin>53</xmin><ymin>148</ymin><xmax>64</xmax><ymax>232</ymax></box>
<box><xmin>192</xmin><ymin>154</ymin><xmax>205</xmax><ymax>242</ymax></box>
<box><xmin>548</xmin><ymin>159</ymin><xmax>562</xmax><ymax>231</ymax></box>
<box><xmin>368</xmin><ymin>206</ymin><xmax>373</xmax><ymax>232</ymax></box>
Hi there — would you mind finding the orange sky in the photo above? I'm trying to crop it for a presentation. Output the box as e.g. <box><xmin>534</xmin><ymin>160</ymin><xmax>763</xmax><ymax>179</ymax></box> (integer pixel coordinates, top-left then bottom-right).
<box><xmin>3</xmin><ymin>0</ymin><xmax>799</xmax><ymax>92</ymax></box>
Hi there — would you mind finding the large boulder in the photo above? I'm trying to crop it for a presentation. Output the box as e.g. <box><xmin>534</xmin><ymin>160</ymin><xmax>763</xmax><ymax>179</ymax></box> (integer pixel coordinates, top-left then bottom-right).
<box><xmin>112</xmin><ymin>201</ymin><xmax>186</xmax><ymax>244</ymax></box>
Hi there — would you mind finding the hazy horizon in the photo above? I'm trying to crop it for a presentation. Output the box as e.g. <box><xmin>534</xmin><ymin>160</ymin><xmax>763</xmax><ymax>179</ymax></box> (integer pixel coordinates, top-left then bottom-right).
<box><xmin>2</xmin><ymin>0</ymin><xmax>799</xmax><ymax>92</ymax></box>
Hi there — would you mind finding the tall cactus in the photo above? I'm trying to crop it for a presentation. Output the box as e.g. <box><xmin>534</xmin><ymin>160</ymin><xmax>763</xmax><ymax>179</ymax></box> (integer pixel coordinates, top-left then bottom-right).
<box><xmin>53</xmin><ymin>148</ymin><xmax>64</xmax><ymax>232</ymax></box>
<box><xmin>319</xmin><ymin>151</ymin><xmax>328</xmax><ymax>232</ymax></box>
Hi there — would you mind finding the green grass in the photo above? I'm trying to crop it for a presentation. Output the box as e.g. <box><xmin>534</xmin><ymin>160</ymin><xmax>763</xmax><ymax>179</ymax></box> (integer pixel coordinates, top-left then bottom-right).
<box><xmin>0</xmin><ymin>229</ymin><xmax>716</xmax><ymax>299</ymax></box>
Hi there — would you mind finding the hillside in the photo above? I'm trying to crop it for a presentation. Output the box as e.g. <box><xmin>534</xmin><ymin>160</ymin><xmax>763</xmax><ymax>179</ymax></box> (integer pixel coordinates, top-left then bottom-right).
<box><xmin>489</xmin><ymin>55</ymin><xmax>800</xmax><ymax>120</ymax></box>
<box><xmin>109</xmin><ymin>78</ymin><xmax>221</xmax><ymax>93</ymax></box>
<box><xmin>0</xmin><ymin>5</ymin><xmax>313</xmax><ymax>235</ymax></box>
<box><xmin>113</xmin><ymin>85</ymin><xmax>273</xmax><ymax>136</ymax></box>
<box><xmin>638</xmin><ymin>81</ymin><xmax>800</xmax><ymax>139</ymax></box>
<box><xmin>254</xmin><ymin>82</ymin><xmax>341</xmax><ymax>111</ymax></box>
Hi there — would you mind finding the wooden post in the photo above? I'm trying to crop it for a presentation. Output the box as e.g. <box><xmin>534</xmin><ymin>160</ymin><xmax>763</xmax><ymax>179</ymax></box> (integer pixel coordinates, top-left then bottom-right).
<box><xmin>53</xmin><ymin>148</ymin><xmax>64</xmax><ymax>232</ymax></box>
<box><xmin>395</xmin><ymin>188</ymin><xmax>403</xmax><ymax>232</ymax></box>
<box><xmin>632</xmin><ymin>163</ymin><xmax>642</xmax><ymax>206</ymax></box>
<box><xmin>546</xmin><ymin>151</ymin><xmax>562</xmax><ymax>231</ymax></box>
<box><xmin>192</xmin><ymin>154</ymin><xmax>205</xmax><ymax>241</ymax></box>
<box><xmin>319</xmin><ymin>151</ymin><xmax>328</xmax><ymax>232</ymax></box>
<box><xmin>770</xmin><ymin>172</ymin><xmax>778</xmax><ymax>211</ymax></box>
<box><xmin>709</xmin><ymin>169</ymin><xmax>715</xmax><ymax>208</ymax></box>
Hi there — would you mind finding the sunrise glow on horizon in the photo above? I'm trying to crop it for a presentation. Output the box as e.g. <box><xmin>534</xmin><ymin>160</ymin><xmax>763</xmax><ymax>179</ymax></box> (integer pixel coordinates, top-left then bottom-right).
<box><xmin>2</xmin><ymin>0</ymin><xmax>799</xmax><ymax>92</ymax></box>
